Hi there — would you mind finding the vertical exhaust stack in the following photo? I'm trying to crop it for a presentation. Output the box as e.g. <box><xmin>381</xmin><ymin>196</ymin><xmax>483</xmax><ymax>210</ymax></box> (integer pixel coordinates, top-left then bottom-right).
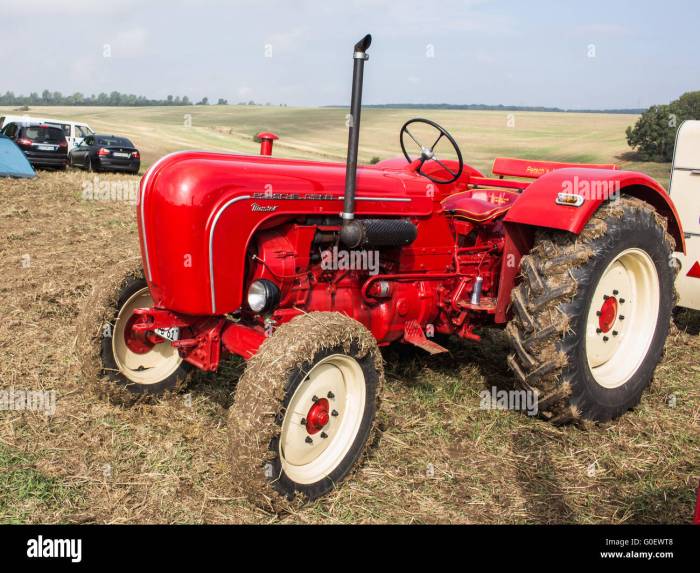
<box><xmin>340</xmin><ymin>34</ymin><xmax>372</xmax><ymax>248</ymax></box>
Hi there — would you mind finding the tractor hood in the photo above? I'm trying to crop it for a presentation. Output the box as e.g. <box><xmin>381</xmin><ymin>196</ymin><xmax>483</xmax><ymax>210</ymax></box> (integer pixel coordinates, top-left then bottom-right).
<box><xmin>137</xmin><ymin>151</ymin><xmax>434</xmax><ymax>315</ymax></box>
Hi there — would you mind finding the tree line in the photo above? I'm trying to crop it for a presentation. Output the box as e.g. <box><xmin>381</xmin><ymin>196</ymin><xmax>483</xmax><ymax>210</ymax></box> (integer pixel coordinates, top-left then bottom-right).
<box><xmin>363</xmin><ymin>103</ymin><xmax>646</xmax><ymax>114</ymax></box>
<box><xmin>0</xmin><ymin>90</ymin><xmax>234</xmax><ymax>106</ymax></box>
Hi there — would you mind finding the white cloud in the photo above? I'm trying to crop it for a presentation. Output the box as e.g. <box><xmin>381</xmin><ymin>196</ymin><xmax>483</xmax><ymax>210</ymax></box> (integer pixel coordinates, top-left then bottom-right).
<box><xmin>575</xmin><ymin>23</ymin><xmax>630</xmax><ymax>36</ymax></box>
<box><xmin>266</xmin><ymin>27</ymin><xmax>306</xmax><ymax>53</ymax></box>
<box><xmin>0</xmin><ymin>0</ymin><xmax>139</xmax><ymax>15</ymax></box>
<box><xmin>69</xmin><ymin>56</ymin><xmax>99</xmax><ymax>84</ymax></box>
<box><xmin>111</xmin><ymin>27</ymin><xmax>149</xmax><ymax>58</ymax></box>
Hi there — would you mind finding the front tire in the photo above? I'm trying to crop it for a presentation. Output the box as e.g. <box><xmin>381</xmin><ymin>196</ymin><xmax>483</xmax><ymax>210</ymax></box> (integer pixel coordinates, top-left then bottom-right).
<box><xmin>75</xmin><ymin>259</ymin><xmax>191</xmax><ymax>402</ymax></box>
<box><xmin>228</xmin><ymin>312</ymin><xmax>383</xmax><ymax>512</ymax></box>
<box><xmin>506</xmin><ymin>197</ymin><xmax>677</xmax><ymax>423</ymax></box>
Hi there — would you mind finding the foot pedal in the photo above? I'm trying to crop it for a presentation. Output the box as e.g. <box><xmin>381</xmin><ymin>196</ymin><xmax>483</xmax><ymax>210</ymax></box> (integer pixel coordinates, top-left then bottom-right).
<box><xmin>403</xmin><ymin>320</ymin><xmax>448</xmax><ymax>355</ymax></box>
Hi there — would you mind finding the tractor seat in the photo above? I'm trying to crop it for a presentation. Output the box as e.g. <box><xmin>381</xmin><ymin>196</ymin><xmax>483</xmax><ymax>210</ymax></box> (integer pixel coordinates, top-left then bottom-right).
<box><xmin>442</xmin><ymin>188</ymin><xmax>519</xmax><ymax>222</ymax></box>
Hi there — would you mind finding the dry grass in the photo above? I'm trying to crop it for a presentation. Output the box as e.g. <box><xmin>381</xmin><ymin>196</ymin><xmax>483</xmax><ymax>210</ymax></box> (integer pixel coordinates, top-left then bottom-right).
<box><xmin>0</xmin><ymin>165</ymin><xmax>698</xmax><ymax>524</ymax></box>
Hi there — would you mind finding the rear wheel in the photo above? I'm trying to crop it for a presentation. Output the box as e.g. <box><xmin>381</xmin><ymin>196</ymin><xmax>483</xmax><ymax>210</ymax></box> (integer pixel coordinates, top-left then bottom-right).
<box><xmin>228</xmin><ymin>312</ymin><xmax>383</xmax><ymax>512</ymax></box>
<box><xmin>506</xmin><ymin>197</ymin><xmax>677</xmax><ymax>423</ymax></box>
<box><xmin>75</xmin><ymin>259</ymin><xmax>191</xmax><ymax>402</ymax></box>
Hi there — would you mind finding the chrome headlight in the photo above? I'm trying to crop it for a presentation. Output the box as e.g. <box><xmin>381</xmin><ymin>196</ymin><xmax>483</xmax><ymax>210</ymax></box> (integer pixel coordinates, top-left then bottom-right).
<box><xmin>247</xmin><ymin>279</ymin><xmax>280</xmax><ymax>313</ymax></box>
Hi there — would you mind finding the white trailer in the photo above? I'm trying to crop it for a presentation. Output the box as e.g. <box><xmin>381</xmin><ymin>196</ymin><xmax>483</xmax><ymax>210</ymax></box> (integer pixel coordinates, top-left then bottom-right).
<box><xmin>671</xmin><ymin>120</ymin><xmax>700</xmax><ymax>310</ymax></box>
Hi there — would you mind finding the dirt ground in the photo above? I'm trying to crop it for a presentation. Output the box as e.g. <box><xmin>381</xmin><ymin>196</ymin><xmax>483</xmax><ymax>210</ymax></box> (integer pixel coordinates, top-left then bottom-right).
<box><xmin>0</xmin><ymin>170</ymin><xmax>698</xmax><ymax>524</ymax></box>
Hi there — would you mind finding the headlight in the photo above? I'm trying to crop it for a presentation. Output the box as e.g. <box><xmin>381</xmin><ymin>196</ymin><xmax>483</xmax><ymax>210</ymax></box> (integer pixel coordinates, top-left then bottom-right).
<box><xmin>247</xmin><ymin>279</ymin><xmax>280</xmax><ymax>313</ymax></box>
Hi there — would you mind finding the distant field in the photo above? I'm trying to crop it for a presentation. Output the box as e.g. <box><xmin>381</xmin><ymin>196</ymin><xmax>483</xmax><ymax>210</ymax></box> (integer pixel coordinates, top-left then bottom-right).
<box><xmin>0</xmin><ymin>105</ymin><xmax>672</xmax><ymax>184</ymax></box>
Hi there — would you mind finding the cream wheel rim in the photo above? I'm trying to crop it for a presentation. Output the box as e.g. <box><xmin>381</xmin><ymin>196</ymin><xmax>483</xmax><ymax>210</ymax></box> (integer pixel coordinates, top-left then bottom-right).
<box><xmin>585</xmin><ymin>248</ymin><xmax>660</xmax><ymax>389</ymax></box>
<box><xmin>112</xmin><ymin>287</ymin><xmax>183</xmax><ymax>385</ymax></box>
<box><xmin>279</xmin><ymin>354</ymin><xmax>366</xmax><ymax>485</ymax></box>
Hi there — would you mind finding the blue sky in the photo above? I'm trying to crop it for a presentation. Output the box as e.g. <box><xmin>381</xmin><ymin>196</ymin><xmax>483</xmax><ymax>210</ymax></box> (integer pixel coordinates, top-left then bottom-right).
<box><xmin>1</xmin><ymin>0</ymin><xmax>698</xmax><ymax>108</ymax></box>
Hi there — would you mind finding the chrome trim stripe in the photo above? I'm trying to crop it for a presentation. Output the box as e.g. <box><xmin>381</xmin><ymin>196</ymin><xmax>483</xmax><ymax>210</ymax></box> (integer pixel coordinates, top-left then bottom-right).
<box><xmin>344</xmin><ymin>196</ymin><xmax>411</xmax><ymax>202</ymax></box>
<box><xmin>139</xmin><ymin>150</ymin><xmax>196</xmax><ymax>281</ymax></box>
<box><xmin>209</xmin><ymin>195</ymin><xmax>252</xmax><ymax>313</ymax></box>
<box><xmin>207</xmin><ymin>194</ymin><xmax>413</xmax><ymax>313</ymax></box>
<box><xmin>673</xmin><ymin>166</ymin><xmax>700</xmax><ymax>172</ymax></box>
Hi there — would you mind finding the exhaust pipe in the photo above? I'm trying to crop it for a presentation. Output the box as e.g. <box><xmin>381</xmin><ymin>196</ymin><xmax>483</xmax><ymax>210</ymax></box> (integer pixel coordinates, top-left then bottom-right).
<box><xmin>340</xmin><ymin>34</ymin><xmax>371</xmax><ymax>248</ymax></box>
<box><xmin>339</xmin><ymin>34</ymin><xmax>418</xmax><ymax>250</ymax></box>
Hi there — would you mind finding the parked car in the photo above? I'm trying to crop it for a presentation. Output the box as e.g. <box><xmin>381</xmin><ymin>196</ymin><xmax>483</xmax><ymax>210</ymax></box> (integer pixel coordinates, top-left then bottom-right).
<box><xmin>0</xmin><ymin>122</ymin><xmax>68</xmax><ymax>169</ymax></box>
<box><xmin>69</xmin><ymin>134</ymin><xmax>140</xmax><ymax>174</ymax></box>
<box><xmin>0</xmin><ymin>116</ymin><xmax>93</xmax><ymax>151</ymax></box>
<box><xmin>45</xmin><ymin>120</ymin><xmax>94</xmax><ymax>152</ymax></box>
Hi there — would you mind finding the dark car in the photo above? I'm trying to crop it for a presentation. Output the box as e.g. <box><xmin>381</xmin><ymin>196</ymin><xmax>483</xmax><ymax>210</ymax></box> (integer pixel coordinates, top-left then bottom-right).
<box><xmin>0</xmin><ymin>122</ymin><xmax>68</xmax><ymax>169</ymax></box>
<box><xmin>69</xmin><ymin>134</ymin><xmax>140</xmax><ymax>174</ymax></box>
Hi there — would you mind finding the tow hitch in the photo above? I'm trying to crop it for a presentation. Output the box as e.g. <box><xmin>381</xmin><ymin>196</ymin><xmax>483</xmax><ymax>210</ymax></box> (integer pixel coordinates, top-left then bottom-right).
<box><xmin>129</xmin><ymin>308</ymin><xmax>266</xmax><ymax>370</ymax></box>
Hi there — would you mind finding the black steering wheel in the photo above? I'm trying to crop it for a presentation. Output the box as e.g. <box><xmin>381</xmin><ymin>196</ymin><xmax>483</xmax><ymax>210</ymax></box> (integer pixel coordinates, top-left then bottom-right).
<box><xmin>400</xmin><ymin>118</ymin><xmax>464</xmax><ymax>184</ymax></box>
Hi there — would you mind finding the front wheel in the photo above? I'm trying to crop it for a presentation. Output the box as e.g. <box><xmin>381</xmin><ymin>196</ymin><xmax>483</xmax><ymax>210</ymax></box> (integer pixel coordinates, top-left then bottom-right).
<box><xmin>228</xmin><ymin>312</ymin><xmax>383</xmax><ymax>512</ymax></box>
<box><xmin>75</xmin><ymin>259</ymin><xmax>191</xmax><ymax>402</ymax></box>
<box><xmin>506</xmin><ymin>197</ymin><xmax>677</xmax><ymax>424</ymax></box>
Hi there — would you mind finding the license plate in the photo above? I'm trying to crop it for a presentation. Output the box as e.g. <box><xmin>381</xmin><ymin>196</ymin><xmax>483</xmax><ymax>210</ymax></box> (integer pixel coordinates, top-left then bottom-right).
<box><xmin>113</xmin><ymin>152</ymin><xmax>130</xmax><ymax>158</ymax></box>
<box><xmin>38</xmin><ymin>145</ymin><xmax>55</xmax><ymax>151</ymax></box>
<box><xmin>154</xmin><ymin>327</ymin><xmax>180</xmax><ymax>342</ymax></box>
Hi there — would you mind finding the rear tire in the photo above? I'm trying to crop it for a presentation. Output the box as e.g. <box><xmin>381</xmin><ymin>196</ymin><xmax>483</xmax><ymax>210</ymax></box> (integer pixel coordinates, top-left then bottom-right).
<box><xmin>228</xmin><ymin>312</ymin><xmax>383</xmax><ymax>512</ymax></box>
<box><xmin>75</xmin><ymin>259</ymin><xmax>191</xmax><ymax>403</ymax></box>
<box><xmin>506</xmin><ymin>197</ymin><xmax>677</xmax><ymax>424</ymax></box>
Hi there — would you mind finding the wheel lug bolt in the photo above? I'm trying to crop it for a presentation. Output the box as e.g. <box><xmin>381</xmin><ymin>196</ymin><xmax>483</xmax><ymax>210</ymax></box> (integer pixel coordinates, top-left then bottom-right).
<box><xmin>596</xmin><ymin>328</ymin><xmax>602</xmax><ymax>334</ymax></box>
<box><xmin>619</xmin><ymin>315</ymin><xmax>625</xmax><ymax>320</ymax></box>
<box><xmin>331</xmin><ymin>410</ymin><xmax>339</xmax><ymax>417</ymax></box>
<box><xmin>620</xmin><ymin>299</ymin><xmax>625</xmax><ymax>304</ymax></box>
<box><xmin>603</xmin><ymin>295</ymin><xmax>609</xmax><ymax>300</ymax></box>
<box><xmin>312</xmin><ymin>395</ymin><xmax>319</xmax><ymax>403</ymax></box>
<box><xmin>603</xmin><ymin>336</ymin><xmax>609</xmax><ymax>342</ymax></box>
<box><xmin>300</xmin><ymin>418</ymin><xmax>307</xmax><ymax>425</ymax></box>
<box><xmin>612</xmin><ymin>331</ymin><xmax>619</xmax><ymax>336</ymax></box>
<box><xmin>596</xmin><ymin>311</ymin><xmax>601</xmax><ymax>317</ymax></box>
<box><xmin>327</xmin><ymin>391</ymin><xmax>335</xmax><ymax>399</ymax></box>
<box><xmin>320</xmin><ymin>432</ymin><xmax>328</xmax><ymax>439</ymax></box>
<box><xmin>613</xmin><ymin>290</ymin><xmax>619</xmax><ymax>295</ymax></box>
<box><xmin>305</xmin><ymin>436</ymin><xmax>313</xmax><ymax>444</ymax></box>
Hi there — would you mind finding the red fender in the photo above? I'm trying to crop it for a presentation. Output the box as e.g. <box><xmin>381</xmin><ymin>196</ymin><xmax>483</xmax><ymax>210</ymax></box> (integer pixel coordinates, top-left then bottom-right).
<box><xmin>503</xmin><ymin>168</ymin><xmax>685</xmax><ymax>253</ymax></box>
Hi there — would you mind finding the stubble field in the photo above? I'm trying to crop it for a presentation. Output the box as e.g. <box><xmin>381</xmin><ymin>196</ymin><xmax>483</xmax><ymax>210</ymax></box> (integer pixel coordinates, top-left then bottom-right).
<box><xmin>0</xmin><ymin>105</ymin><xmax>697</xmax><ymax>523</ymax></box>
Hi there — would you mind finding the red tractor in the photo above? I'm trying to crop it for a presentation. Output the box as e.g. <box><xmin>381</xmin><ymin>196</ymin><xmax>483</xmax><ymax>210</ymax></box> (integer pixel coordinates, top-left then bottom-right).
<box><xmin>77</xmin><ymin>35</ymin><xmax>686</xmax><ymax>510</ymax></box>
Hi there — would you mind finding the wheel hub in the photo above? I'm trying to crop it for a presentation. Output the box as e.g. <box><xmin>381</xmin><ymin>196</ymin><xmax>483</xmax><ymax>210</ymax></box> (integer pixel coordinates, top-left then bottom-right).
<box><xmin>585</xmin><ymin>248</ymin><xmax>660</xmax><ymax>389</ymax></box>
<box><xmin>123</xmin><ymin>314</ymin><xmax>155</xmax><ymax>354</ymax></box>
<box><xmin>112</xmin><ymin>287</ymin><xmax>183</xmax><ymax>385</ymax></box>
<box><xmin>279</xmin><ymin>354</ymin><xmax>367</xmax><ymax>484</ymax></box>
<box><xmin>305</xmin><ymin>398</ymin><xmax>330</xmax><ymax>435</ymax></box>
<box><xmin>598</xmin><ymin>296</ymin><xmax>619</xmax><ymax>333</ymax></box>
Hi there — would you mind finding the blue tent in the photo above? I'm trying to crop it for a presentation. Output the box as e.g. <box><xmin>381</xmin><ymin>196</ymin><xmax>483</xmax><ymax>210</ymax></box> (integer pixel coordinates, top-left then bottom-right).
<box><xmin>0</xmin><ymin>133</ymin><xmax>35</xmax><ymax>178</ymax></box>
